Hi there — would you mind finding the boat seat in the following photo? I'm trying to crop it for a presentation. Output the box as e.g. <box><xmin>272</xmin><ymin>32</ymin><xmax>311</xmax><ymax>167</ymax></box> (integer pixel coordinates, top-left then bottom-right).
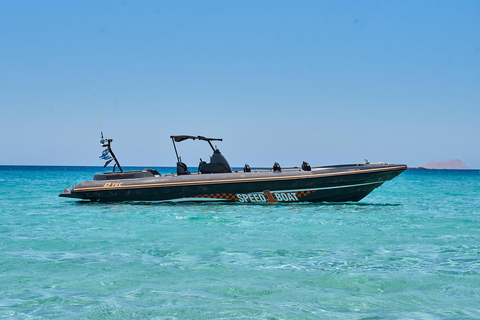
<box><xmin>273</xmin><ymin>162</ymin><xmax>281</xmax><ymax>172</ymax></box>
<box><xmin>244</xmin><ymin>164</ymin><xmax>251</xmax><ymax>172</ymax></box>
<box><xmin>302</xmin><ymin>161</ymin><xmax>311</xmax><ymax>171</ymax></box>
<box><xmin>177</xmin><ymin>162</ymin><xmax>190</xmax><ymax>175</ymax></box>
<box><xmin>198</xmin><ymin>159</ymin><xmax>207</xmax><ymax>172</ymax></box>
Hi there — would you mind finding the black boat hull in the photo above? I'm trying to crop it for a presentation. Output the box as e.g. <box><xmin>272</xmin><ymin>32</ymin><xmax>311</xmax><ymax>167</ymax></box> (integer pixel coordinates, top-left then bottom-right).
<box><xmin>60</xmin><ymin>164</ymin><xmax>406</xmax><ymax>203</ymax></box>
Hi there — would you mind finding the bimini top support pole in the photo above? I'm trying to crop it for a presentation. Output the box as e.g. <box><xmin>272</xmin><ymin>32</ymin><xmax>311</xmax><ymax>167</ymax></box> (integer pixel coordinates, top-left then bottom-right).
<box><xmin>171</xmin><ymin>136</ymin><xmax>181</xmax><ymax>162</ymax></box>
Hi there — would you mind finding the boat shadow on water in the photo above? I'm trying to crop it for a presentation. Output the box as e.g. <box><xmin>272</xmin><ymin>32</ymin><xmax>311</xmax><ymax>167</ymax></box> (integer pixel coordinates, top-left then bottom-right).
<box><xmin>66</xmin><ymin>200</ymin><xmax>401</xmax><ymax>208</ymax></box>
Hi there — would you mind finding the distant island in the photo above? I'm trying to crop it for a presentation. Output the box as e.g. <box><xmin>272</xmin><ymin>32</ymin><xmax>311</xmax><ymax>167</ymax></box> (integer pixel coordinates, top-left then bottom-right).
<box><xmin>411</xmin><ymin>159</ymin><xmax>470</xmax><ymax>170</ymax></box>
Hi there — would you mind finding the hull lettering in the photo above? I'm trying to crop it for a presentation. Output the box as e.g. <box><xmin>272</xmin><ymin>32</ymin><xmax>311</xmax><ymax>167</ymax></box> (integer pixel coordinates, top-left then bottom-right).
<box><xmin>237</xmin><ymin>191</ymin><xmax>299</xmax><ymax>203</ymax></box>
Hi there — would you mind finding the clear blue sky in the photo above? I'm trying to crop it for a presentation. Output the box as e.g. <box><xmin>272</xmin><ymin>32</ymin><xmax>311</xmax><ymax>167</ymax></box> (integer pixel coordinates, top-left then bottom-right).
<box><xmin>1</xmin><ymin>1</ymin><xmax>479</xmax><ymax>168</ymax></box>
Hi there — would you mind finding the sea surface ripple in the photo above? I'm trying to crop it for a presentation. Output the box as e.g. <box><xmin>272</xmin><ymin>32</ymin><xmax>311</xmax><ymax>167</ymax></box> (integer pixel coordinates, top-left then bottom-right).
<box><xmin>0</xmin><ymin>166</ymin><xmax>479</xmax><ymax>319</ymax></box>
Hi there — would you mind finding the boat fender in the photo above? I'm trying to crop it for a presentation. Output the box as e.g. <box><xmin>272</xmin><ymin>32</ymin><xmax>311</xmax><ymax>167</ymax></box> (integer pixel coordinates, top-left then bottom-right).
<box><xmin>302</xmin><ymin>161</ymin><xmax>311</xmax><ymax>171</ymax></box>
<box><xmin>273</xmin><ymin>162</ymin><xmax>281</xmax><ymax>172</ymax></box>
<box><xmin>244</xmin><ymin>164</ymin><xmax>251</xmax><ymax>172</ymax></box>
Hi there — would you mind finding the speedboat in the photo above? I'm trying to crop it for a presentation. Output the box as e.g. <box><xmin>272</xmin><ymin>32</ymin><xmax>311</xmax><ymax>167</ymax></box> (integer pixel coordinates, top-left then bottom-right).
<box><xmin>59</xmin><ymin>135</ymin><xmax>406</xmax><ymax>203</ymax></box>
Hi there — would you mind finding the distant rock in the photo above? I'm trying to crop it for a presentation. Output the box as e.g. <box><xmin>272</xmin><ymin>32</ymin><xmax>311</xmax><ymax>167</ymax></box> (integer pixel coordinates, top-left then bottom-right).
<box><xmin>421</xmin><ymin>159</ymin><xmax>470</xmax><ymax>170</ymax></box>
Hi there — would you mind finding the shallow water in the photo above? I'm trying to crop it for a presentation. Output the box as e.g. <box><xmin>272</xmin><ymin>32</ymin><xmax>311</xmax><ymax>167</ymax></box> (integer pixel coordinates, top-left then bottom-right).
<box><xmin>1</xmin><ymin>166</ymin><xmax>479</xmax><ymax>319</ymax></box>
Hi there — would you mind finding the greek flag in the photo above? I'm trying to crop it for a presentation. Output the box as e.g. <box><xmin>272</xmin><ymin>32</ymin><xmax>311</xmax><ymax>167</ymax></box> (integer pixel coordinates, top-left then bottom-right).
<box><xmin>103</xmin><ymin>159</ymin><xmax>113</xmax><ymax>168</ymax></box>
<box><xmin>99</xmin><ymin>148</ymin><xmax>112</xmax><ymax>161</ymax></box>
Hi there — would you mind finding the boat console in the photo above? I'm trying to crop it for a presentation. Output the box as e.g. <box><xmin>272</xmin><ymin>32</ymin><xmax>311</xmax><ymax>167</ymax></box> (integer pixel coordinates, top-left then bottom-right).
<box><xmin>198</xmin><ymin>149</ymin><xmax>232</xmax><ymax>174</ymax></box>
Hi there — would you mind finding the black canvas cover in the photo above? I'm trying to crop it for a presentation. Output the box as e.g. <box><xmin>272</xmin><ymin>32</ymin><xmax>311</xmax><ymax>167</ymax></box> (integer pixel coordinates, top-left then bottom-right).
<box><xmin>170</xmin><ymin>135</ymin><xmax>223</xmax><ymax>143</ymax></box>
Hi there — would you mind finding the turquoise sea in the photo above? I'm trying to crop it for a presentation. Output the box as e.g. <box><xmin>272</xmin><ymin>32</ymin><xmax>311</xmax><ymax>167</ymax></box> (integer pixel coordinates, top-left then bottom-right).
<box><xmin>1</xmin><ymin>166</ymin><xmax>479</xmax><ymax>319</ymax></box>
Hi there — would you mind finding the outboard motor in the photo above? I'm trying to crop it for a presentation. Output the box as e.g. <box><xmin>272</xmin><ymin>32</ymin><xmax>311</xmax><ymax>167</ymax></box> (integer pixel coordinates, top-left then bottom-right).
<box><xmin>199</xmin><ymin>149</ymin><xmax>232</xmax><ymax>174</ymax></box>
<box><xmin>273</xmin><ymin>162</ymin><xmax>281</xmax><ymax>172</ymax></box>
<box><xmin>243</xmin><ymin>164</ymin><xmax>251</xmax><ymax>172</ymax></box>
<box><xmin>177</xmin><ymin>162</ymin><xmax>190</xmax><ymax>175</ymax></box>
<box><xmin>302</xmin><ymin>161</ymin><xmax>311</xmax><ymax>171</ymax></box>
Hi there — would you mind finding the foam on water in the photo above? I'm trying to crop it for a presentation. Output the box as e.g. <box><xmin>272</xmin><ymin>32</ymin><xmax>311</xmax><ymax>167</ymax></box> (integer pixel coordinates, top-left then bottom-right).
<box><xmin>1</xmin><ymin>166</ymin><xmax>479</xmax><ymax>319</ymax></box>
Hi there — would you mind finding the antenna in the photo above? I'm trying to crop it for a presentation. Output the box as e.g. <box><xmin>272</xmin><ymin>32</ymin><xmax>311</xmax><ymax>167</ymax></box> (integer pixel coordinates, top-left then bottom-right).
<box><xmin>93</xmin><ymin>95</ymin><xmax>104</xmax><ymax>143</ymax></box>
<box><xmin>93</xmin><ymin>95</ymin><xmax>123</xmax><ymax>172</ymax></box>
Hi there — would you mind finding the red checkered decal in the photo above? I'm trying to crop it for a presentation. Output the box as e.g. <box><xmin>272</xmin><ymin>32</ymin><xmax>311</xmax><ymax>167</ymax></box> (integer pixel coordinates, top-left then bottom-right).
<box><xmin>296</xmin><ymin>190</ymin><xmax>315</xmax><ymax>198</ymax></box>
<box><xmin>194</xmin><ymin>193</ymin><xmax>238</xmax><ymax>201</ymax></box>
